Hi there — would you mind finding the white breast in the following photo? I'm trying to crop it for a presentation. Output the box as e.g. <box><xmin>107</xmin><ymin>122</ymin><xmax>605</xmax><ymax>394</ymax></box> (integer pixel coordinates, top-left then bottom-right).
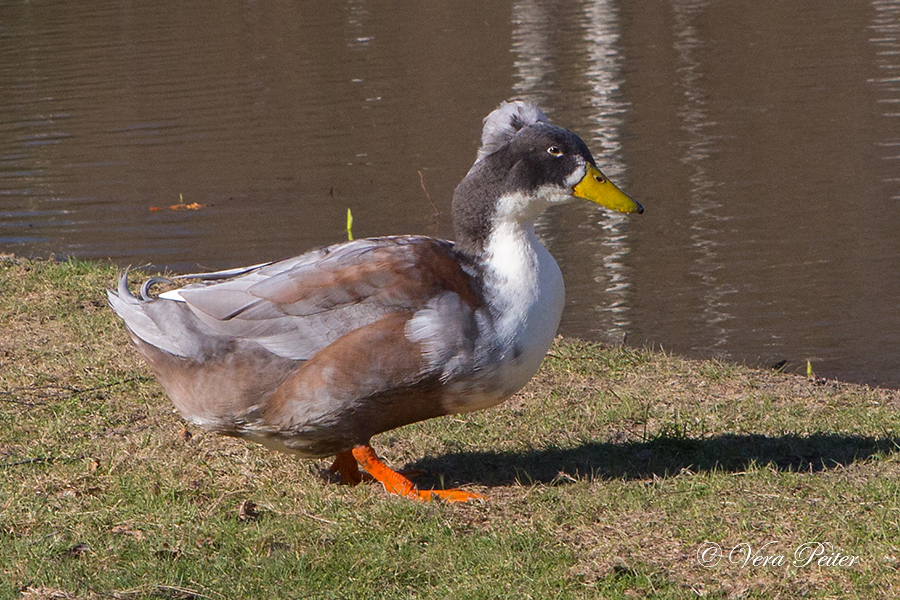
<box><xmin>482</xmin><ymin>218</ymin><xmax>565</xmax><ymax>398</ymax></box>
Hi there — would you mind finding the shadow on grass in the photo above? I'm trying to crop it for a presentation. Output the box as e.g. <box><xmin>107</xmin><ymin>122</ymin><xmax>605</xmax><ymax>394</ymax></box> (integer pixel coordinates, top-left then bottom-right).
<box><xmin>407</xmin><ymin>433</ymin><xmax>900</xmax><ymax>487</ymax></box>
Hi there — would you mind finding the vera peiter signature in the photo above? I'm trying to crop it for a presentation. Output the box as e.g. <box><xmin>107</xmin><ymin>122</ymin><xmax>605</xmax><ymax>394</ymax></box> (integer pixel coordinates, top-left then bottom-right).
<box><xmin>697</xmin><ymin>541</ymin><xmax>861</xmax><ymax>569</ymax></box>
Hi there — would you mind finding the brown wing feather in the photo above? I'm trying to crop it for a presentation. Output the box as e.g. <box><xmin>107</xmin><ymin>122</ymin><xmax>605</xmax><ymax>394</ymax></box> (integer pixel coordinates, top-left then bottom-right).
<box><xmin>245</xmin><ymin>236</ymin><xmax>482</xmax><ymax>315</ymax></box>
<box><xmin>169</xmin><ymin>236</ymin><xmax>483</xmax><ymax>361</ymax></box>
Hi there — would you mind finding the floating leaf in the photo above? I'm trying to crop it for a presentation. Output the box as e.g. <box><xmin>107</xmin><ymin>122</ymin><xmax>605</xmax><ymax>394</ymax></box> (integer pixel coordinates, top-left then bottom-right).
<box><xmin>150</xmin><ymin>202</ymin><xmax>206</xmax><ymax>212</ymax></box>
<box><xmin>150</xmin><ymin>193</ymin><xmax>206</xmax><ymax>212</ymax></box>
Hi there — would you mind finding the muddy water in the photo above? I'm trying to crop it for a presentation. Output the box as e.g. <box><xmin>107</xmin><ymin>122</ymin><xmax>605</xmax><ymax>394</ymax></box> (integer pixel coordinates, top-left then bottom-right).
<box><xmin>2</xmin><ymin>1</ymin><xmax>899</xmax><ymax>387</ymax></box>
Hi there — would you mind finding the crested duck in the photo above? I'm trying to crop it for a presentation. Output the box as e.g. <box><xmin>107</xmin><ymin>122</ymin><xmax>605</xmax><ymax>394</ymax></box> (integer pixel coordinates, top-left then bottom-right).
<box><xmin>108</xmin><ymin>100</ymin><xmax>643</xmax><ymax>502</ymax></box>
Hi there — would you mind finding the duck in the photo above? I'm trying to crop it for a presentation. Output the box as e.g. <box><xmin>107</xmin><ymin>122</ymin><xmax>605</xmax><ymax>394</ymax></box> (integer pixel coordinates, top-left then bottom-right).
<box><xmin>108</xmin><ymin>100</ymin><xmax>643</xmax><ymax>502</ymax></box>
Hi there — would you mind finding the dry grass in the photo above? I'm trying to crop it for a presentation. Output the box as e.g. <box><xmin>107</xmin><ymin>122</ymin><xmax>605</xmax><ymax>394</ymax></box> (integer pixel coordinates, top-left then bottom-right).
<box><xmin>1</xmin><ymin>257</ymin><xmax>898</xmax><ymax>599</ymax></box>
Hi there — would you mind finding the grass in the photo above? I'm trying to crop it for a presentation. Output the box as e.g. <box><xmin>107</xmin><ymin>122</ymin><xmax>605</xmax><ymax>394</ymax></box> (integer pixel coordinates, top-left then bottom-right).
<box><xmin>1</xmin><ymin>256</ymin><xmax>898</xmax><ymax>599</ymax></box>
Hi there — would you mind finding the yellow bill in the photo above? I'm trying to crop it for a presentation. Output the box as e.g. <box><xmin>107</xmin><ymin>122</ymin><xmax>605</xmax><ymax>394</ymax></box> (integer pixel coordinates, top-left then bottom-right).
<box><xmin>573</xmin><ymin>164</ymin><xmax>644</xmax><ymax>214</ymax></box>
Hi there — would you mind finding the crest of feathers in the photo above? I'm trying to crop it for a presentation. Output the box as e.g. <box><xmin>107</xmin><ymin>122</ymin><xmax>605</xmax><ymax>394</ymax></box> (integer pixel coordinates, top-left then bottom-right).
<box><xmin>475</xmin><ymin>100</ymin><xmax>549</xmax><ymax>162</ymax></box>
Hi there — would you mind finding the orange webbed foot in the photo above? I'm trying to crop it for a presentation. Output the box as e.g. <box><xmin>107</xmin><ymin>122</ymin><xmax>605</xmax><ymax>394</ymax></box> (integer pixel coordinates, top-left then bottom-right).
<box><xmin>350</xmin><ymin>444</ymin><xmax>485</xmax><ymax>503</ymax></box>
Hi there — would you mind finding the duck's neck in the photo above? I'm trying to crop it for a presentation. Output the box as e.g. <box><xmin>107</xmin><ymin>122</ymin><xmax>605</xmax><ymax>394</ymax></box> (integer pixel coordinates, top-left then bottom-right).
<box><xmin>481</xmin><ymin>210</ymin><xmax>563</xmax><ymax>305</ymax></box>
<box><xmin>482</xmin><ymin>218</ymin><xmax>543</xmax><ymax>302</ymax></box>
<box><xmin>454</xmin><ymin>184</ymin><xmax>564</xmax><ymax>319</ymax></box>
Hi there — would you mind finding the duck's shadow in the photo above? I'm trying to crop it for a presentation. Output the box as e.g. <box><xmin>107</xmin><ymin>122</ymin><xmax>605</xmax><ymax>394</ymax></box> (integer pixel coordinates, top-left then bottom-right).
<box><xmin>405</xmin><ymin>433</ymin><xmax>900</xmax><ymax>488</ymax></box>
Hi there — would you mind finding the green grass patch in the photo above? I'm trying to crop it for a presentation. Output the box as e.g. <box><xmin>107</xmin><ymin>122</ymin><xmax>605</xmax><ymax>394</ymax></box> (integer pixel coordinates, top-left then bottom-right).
<box><xmin>1</xmin><ymin>256</ymin><xmax>898</xmax><ymax>599</ymax></box>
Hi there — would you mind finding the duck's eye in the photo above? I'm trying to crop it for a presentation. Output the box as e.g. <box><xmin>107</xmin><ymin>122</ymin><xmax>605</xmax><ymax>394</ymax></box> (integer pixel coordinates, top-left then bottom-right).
<box><xmin>547</xmin><ymin>146</ymin><xmax>563</xmax><ymax>157</ymax></box>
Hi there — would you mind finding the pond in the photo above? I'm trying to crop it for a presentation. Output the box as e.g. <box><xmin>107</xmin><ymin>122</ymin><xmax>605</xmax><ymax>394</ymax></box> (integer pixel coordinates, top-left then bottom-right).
<box><xmin>2</xmin><ymin>0</ymin><xmax>899</xmax><ymax>387</ymax></box>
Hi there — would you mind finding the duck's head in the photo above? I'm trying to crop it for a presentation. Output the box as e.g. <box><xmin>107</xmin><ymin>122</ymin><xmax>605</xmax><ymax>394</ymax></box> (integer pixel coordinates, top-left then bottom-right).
<box><xmin>452</xmin><ymin>100</ymin><xmax>643</xmax><ymax>256</ymax></box>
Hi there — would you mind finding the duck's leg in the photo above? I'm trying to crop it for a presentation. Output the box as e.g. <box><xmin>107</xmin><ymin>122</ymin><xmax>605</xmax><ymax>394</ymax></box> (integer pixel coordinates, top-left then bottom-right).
<box><xmin>351</xmin><ymin>444</ymin><xmax>485</xmax><ymax>503</ymax></box>
<box><xmin>329</xmin><ymin>450</ymin><xmax>367</xmax><ymax>485</ymax></box>
<box><xmin>329</xmin><ymin>450</ymin><xmax>424</xmax><ymax>485</ymax></box>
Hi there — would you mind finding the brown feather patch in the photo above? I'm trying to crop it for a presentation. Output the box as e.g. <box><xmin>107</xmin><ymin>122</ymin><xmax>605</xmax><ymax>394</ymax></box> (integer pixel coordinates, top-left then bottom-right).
<box><xmin>259</xmin><ymin>311</ymin><xmax>449</xmax><ymax>456</ymax></box>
